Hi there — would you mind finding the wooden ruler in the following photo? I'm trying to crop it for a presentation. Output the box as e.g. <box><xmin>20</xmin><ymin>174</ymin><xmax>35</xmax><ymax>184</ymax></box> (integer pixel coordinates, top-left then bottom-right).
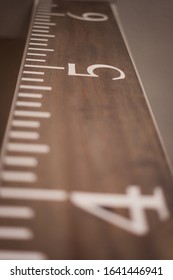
<box><xmin>0</xmin><ymin>0</ymin><xmax>173</xmax><ymax>259</ymax></box>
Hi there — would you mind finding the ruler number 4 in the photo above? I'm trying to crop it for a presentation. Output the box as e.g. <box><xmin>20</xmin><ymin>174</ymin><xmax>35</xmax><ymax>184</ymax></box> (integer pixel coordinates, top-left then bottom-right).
<box><xmin>71</xmin><ymin>186</ymin><xmax>170</xmax><ymax>235</ymax></box>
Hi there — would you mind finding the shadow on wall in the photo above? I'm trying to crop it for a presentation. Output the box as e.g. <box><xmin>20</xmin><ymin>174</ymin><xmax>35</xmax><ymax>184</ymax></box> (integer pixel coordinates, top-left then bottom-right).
<box><xmin>0</xmin><ymin>0</ymin><xmax>33</xmax><ymax>147</ymax></box>
<box><xmin>0</xmin><ymin>0</ymin><xmax>33</xmax><ymax>38</ymax></box>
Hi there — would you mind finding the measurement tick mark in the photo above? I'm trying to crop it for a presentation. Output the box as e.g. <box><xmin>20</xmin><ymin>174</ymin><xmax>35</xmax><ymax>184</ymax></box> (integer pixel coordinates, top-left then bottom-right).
<box><xmin>31</xmin><ymin>33</ymin><xmax>55</xmax><ymax>38</ymax></box>
<box><xmin>28</xmin><ymin>48</ymin><xmax>54</xmax><ymax>52</ymax></box>
<box><xmin>35</xmin><ymin>15</ymin><xmax>51</xmax><ymax>19</ymax></box>
<box><xmin>3</xmin><ymin>156</ymin><xmax>38</xmax><ymax>167</ymax></box>
<box><xmin>27</xmin><ymin>53</ymin><xmax>46</xmax><ymax>57</ymax></box>
<box><xmin>37</xmin><ymin>12</ymin><xmax>65</xmax><ymax>17</ymax></box>
<box><xmin>1</xmin><ymin>187</ymin><xmax>68</xmax><ymax>201</ymax></box>
<box><xmin>32</xmin><ymin>30</ymin><xmax>49</xmax><ymax>33</ymax></box>
<box><xmin>29</xmin><ymin>42</ymin><xmax>48</xmax><ymax>46</ymax></box>
<box><xmin>34</xmin><ymin>22</ymin><xmax>56</xmax><ymax>26</ymax></box>
<box><xmin>0</xmin><ymin>251</ymin><xmax>46</xmax><ymax>260</ymax></box>
<box><xmin>34</xmin><ymin>18</ymin><xmax>50</xmax><ymax>22</ymax></box>
<box><xmin>16</xmin><ymin>101</ymin><xmax>42</xmax><ymax>107</ymax></box>
<box><xmin>25</xmin><ymin>64</ymin><xmax>64</xmax><ymax>70</ymax></box>
<box><xmin>0</xmin><ymin>206</ymin><xmax>34</xmax><ymax>219</ymax></box>
<box><xmin>9</xmin><ymin>131</ymin><xmax>40</xmax><ymax>140</ymax></box>
<box><xmin>23</xmin><ymin>71</ymin><xmax>45</xmax><ymax>75</ymax></box>
<box><xmin>33</xmin><ymin>25</ymin><xmax>50</xmax><ymax>29</ymax></box>
<box><xmin>1</xmin><ymin>171</ymin><xmax>37</xmax><ymax>183</ymax></box>
<box><xmin>25</xmin><ymin>58</ymin><xmax>46</xmax><ymax>62</ymax></box>
<box><xmin>18</xmin><ymin>93</ymin><xmax>43</xmax><ymax>98</ymax></box>
<box><xmin>12</xmin><ymin>120</ymin><xmax>40</xmax><ymax>128</ymax></box>
<box><xmin>20</xmin><ymin>85</ymin><xmax>52</xmax><ymax>90</ymax></box>
<box><xmin>21</xmin><ymin>77</ymin><xmax>44</xmax><ymax>82</ymax></box>
<box><xmin>7</xmin><ymin>143</ymin><xmax>50</xmax><ymax>153</ymax></box>
<box><xmin>14</xmin><ymin>111</ymin><xmax>51</xmax><ymax>118</ymax></box>
<box><xmin>30</xmin><ymin>38</ymin><xmax>48</xmax><ymax>41</ymax></box>
<box><xmin>0</xmin><ymin>227</ymin><xmax>33</xmax><ymax>240</ymax></box>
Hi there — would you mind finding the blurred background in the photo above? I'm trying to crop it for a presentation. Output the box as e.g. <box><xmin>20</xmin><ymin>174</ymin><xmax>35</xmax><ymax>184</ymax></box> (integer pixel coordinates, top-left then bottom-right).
<box><xmin>0</xmin><ymin>0</ymin><xmax>173</xmax><ymax>170</ymax></box>
<box><xmin>0</xmin><ymin>0</ymin><xmax>33</xmax><ymax>147</ymax></box>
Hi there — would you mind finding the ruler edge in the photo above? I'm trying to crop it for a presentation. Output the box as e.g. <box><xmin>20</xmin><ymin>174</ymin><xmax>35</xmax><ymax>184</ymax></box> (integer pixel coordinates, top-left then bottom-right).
<box><xmin>0</xmin><ymin>0</ymin><xmax>173</xmax><ymax>184</ymax></box>
<box><xmin>110</xmin><ymin>3</ymin><xmax>173</xmax><ymax>180</ymax></box>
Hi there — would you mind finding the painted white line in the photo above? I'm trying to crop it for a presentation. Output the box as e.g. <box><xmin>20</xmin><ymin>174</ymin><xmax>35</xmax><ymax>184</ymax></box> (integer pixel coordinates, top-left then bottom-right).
<box><xmin>31</xmin><ymin>33</ymin><xmax>55</xmax><ymax>38</ymax></box>
<box><xmin>36</xmin><ymin>10</ymin><xmax>52</xmax><ymax>12</ymax></box>
<box><xmin>12</xmin><ymin>120</ymin><xmax>40</xmax><ymax>128</ymax></box>
<box><xmin>30</xmin><ymin>38</ymin><xmax>48</xmax><ymax>41</ymax></box>
<box><xmin>1</xmin><ymin>171</ymin><xmax>37</xmax><ymax>183</ymax></box>
<box><xmin>0</xmin><ymin>227</ymin><xmax>33</xmax><ymax>240</ymax></box>
<box><xmin>21</xmin><ymin>77</ymin><xmax>44</xmax><ymax>82</ymax></box>
<box><xmin>0</xmin><ymin>206</ymin><xmax>34</xmax><ymax>219</ymax></box>
<box><xmin>18</xmin><ymin>93</ymin><xmax>43</xmax><ymax>98</ymax></box>
<box><xmin>14</xmin><ymin>111</ymin><xmax>51</xmax><ymax>118</ymax></box>
<box><xmin>0</xmin><ymin>251</ymin><xmax>46</xmax><ymax>260</ymax></box>
<box><xmin>35</xmin><ymin>15</ymin><xmax>51</xmax><ymax>19</ymax></box>
<box><xmin>32</xmin><ymin>30</ymin><xmax>49</xmax><ymax>33</ymax></box>
<box><xmin>27</xmin><ymin>53</ymin><xmax>46</xmax><ymax>57</ymax></box>
<box><xmin>39</xmin><ymin>2</ymin><xmax>52</xmax><ymax>4</ymax></box>
<box><xmin>25</xmin><ymin>64</ymin><xmax>64</xmax><ymax>70</ymax></box>
<box><xmin>34</xmin><ymin>22</ymin><xmax>56</xmax><ymax>26</ymax></box>
<box><xmin>16</xmin><ymin>102</ymin><xmax>35</xmax><ymax>109</ymax></box>
<box><xmin>23</xmin><ymin>70</ymin><xmax>45</xmax><ymax>74</ymax></box>
<box><xmin>20</xmin><ymin>85</ymin><xmax>52</xmax><ymax>90</ymax></box>
<box><xmin>37</xmin><ymin>12</ymin><xmax>65</xmax><ymax>16</ymax></box>
<box><xmin>3</xmin><ymin>156</ymin><xmax>38</xmax><ymax>167</ymax></box>
<box><xmin>36</xmin><ymin>11</ymin><xmax>51</xmax><ymax>14</ymax></box>
<box><xmin>33</xmin><ymin>25</ymin><xmax>50</xmax><ymax>29</ymax></box>
<box><xmin>37</xmin><ymin>7</ymin><xmax>52</xmax><ymax>9</ymax></box>
<box><xmin>26</xmin><ymin>58</ymin><xmax>46</xmax><ymax>62</ymax></box>
<box><xmin>39</xmin><ymin>1</ymin><xmax>51</xmax><ymax>3</ymax></box>
<box><xmin>39</xmin><ymin>4</ymin><xmax>58</xmax><ymax>8</ymax></box>
<box><xmin>39</xmin><ymin>0</ymin><xmax>52</xmax><ymax>2</ymax></box>
<box><xmin>9</xmin><ymin>131</ymin><xmax>40</xmax><ymax>140</ymax></box>
<box><xmin>7</xmin><ymin>143</ymin><xmax>50</xmax><ymax>153</ymax></box>
<box><xmin>29</xmin><ymin>42</ymin><xmax>48</xmax><ymax>46</ymax></box>
<box><xmin>16</xmin><ymin>101</ymin><xmax>42</xmax><ymax>107</ymax></box>
<box><xmin>40</xmin><ymin>0</ymin><xmax>53</xmax><ymax>2</ymax></box>
<box><xmin>34</xmin><ymin>18</ymin><xmax>50</xmax><ymax>22</ymax></box>
<box><xmin>37</xmin><ymin>6</ymin><xmax>51</xmax><ymax>8</ymax></box>
<box><xmin>1</xmin><ymin>187</ymin><xmax>68</xmax><ymax>201</ymax></box>
<box><xmin>28</xmin><ymin>48</ymin><xmax>54</xmax><ymax>51</ymax></box>
<box><xmin>40</xmin><ymin>4</ymin><xmax>58</xmax><ymax>8</ymax></box>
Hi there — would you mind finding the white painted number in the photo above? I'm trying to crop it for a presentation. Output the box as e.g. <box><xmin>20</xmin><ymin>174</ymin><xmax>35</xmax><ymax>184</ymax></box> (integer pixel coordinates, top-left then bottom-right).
<box><xmin>67</xmin><ymin>12</ymin><xmax>108</xmax><ymax>21</ymax></box>
<box><xmin>68</xmin><ymin>63</ymin><xmax>125</xmax><ymax>80</ymax></box>
<box><xmin>71</xmin><ymin>186</ymin><xmax>170</xmax><ymax>235</ymax></box>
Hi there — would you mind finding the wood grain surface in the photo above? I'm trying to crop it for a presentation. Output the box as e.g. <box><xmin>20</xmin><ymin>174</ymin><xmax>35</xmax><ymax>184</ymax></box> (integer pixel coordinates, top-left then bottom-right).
<box><xmin>0</xmin><ymin>0</ymin><xmax>173</xmax><ymax>259</ymax></box>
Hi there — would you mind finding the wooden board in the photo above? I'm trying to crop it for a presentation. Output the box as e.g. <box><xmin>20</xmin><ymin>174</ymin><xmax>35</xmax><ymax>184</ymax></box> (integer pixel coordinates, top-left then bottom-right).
<box><xmin>0</xmin><ymin>0</ymin><xmax>173</xmax><ymax>259</ymax></box>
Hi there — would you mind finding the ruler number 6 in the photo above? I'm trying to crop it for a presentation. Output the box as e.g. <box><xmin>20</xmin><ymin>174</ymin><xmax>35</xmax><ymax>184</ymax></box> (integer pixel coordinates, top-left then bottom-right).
<box><xmin>67</xmin><ymin>12</ymin><xmax>108</xmax><ymax>21</ymax></box>
<box><xmin>68</xmin><ymin>63</ymin><xmax>125</xmax><ymax>80</ymax></box>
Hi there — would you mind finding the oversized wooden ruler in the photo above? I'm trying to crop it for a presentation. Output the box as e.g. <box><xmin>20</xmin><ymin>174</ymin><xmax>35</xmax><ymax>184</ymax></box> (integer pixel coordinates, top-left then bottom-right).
<box><xmin>0</xmin><ymin>0</ymin><xmax>173</xmax><ymax>259</ymax></box>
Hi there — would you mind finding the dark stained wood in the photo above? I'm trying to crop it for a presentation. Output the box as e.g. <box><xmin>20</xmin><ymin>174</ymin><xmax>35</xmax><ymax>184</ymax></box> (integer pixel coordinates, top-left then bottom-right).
<box><xmin>0</xmin><ymin>0</ymin><xmax>173</xmax><ymax>259</ymax></box>
<box><xmin>0</xmin><ymin>39</ymin><xmax>25</xmax><ymax>147</ymax></box>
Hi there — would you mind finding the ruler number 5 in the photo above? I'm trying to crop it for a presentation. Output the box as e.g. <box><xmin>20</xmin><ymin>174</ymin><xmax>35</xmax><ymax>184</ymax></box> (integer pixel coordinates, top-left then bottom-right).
<box><xmin>68</xmin><ymin>63</ymin><xmax>125</xmax><ymax>80</ymax></box>
<box><xmin>67</xmin><ymin>12</ymin><xmax>108</xmax><ymax>21</ymax></box>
